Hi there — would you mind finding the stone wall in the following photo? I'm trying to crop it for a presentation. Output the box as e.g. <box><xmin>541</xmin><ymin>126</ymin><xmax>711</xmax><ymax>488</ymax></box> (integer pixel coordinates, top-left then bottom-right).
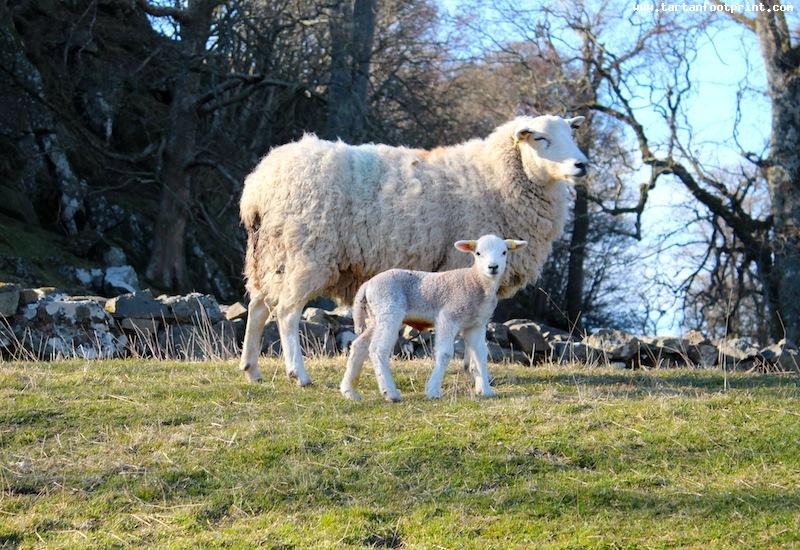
<box><xmin>0</xmin><ymin>283</ymin><xmax>798</xmax><ymax>373</ymax></box>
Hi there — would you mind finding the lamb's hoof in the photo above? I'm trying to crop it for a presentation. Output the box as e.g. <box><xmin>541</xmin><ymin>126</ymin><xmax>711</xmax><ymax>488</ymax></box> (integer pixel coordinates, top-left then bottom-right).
<box><xmin>426</xmin><ymin>390</ymin><xmax>443</xmax><ymax>400</ymax></box>
<box><xmin>341</xmin><ymin>388</ymin><xmax>362</xmax><ymax>401</ymax></box>
<box><xmin>476</xmin><ymin>388</ymin><xmax>496</xmax><ymax>398</ymax></box>
<box><xmin>382</xmin><ymin>390</ymin><xmax>402</xmax><ymax>403</ymax></box>
<box><xmin>288</xmin><ymin>370</ymin><xmax>313</xmax><ymax>387</ymax></box>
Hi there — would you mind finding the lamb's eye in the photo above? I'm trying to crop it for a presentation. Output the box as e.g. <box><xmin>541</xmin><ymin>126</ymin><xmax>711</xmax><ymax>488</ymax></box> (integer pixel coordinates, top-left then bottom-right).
<box><xmin>502</xmin><ymin>251</ymin><xmax>507</xmax><ymax>256</ymax></box>
<box><xmin>475</xmin><ymin>251</ymin><xmax>481</xmax><ymax>256</ymax></box>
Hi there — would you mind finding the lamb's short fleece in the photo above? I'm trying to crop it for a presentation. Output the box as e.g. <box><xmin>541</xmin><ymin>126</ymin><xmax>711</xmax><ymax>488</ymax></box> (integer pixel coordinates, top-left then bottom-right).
<box><xmin>340</xmin><ymin>234</ymin><xmax>527</xmax><ymax>402</ymax></box>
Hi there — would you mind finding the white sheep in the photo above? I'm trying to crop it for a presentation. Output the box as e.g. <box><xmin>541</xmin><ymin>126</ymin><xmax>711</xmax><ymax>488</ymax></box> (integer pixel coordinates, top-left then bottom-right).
<box><xmin>239</xmin><ymin>115</ymin><xmax>588</xmax><ymax>385</ymax></box>
<box><xmin>340</xmin><ymin>234</ymin><xmax>527</xmax><ymax>402</ymax></box>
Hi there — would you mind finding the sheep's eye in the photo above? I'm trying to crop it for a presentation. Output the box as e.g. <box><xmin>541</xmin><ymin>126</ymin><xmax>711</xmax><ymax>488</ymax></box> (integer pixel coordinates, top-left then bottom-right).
<box><xmin>502</xmin><ymin>251</ymin><xmax>507</xmax><ymax>256</ymax></box>
<box><xmin>475</xmin><ymin>251</ymin><xmax>481</xmax><ymax>256</ymax></box>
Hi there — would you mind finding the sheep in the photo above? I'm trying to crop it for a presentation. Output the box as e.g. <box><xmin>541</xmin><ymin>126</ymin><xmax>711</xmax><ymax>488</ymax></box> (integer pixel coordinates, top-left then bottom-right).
<box><xmin>239</xmin><ymin>114</ymin><xmax>588</xmax><ymax>385</ymax></box>
<box><xmin>340</xmin><ymin>234</ymin><xmax>527</xmax><ymax>402</ymax></box>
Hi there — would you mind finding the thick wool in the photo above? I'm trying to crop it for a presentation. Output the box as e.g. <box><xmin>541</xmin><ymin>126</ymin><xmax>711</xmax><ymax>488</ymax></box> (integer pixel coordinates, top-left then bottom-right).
<box><xmin>240</xmin><ymin>117</ymin><xmax>571</xmax><ymax>307</ymax></box>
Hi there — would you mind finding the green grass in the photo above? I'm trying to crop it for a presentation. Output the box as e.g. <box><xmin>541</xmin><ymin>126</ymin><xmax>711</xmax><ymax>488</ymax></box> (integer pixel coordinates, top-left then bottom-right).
<box><xmin>1</xmin><ymin>358</ymin><xmax>799</xmax><ymax>548</ymax></box>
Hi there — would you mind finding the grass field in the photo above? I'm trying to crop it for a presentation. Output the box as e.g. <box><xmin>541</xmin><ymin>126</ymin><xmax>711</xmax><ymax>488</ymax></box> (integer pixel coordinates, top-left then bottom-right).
<box><xmin>1</xmin><ymin>358</ymin><xmax>799</xmax><ymax>548</ymax></box>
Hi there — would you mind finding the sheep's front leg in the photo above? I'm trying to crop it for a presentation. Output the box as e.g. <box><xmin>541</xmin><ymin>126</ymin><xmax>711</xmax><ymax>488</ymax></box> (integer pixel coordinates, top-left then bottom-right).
<box><xmin>340</xmin><ymin>327</ymin><xmax>373</xmax><ymax>401</ymax></box>
<box><xmin>426</xmin><ymin>320</ymin><xmax>459</xmax><ymax>399</ymax></box>
<box><xmin>464</xmin><ymin>325</ymin><xmax>494</xmax><ymax>397</ymax></box>
<box><xmin>239</xmin><ymin>293</ymin><xmax>269</xmax><ymax>383</ymax></box>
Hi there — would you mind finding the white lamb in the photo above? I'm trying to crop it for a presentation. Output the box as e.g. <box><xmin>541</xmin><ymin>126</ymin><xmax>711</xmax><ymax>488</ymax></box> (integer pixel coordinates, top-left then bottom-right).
<box><xmin>340</xmin><ymin>234</ymin><xmax>527</xmax><ymax>402</ymax></box>
<box><xmin>239</xmin><ymin>114</ymin><xmax>588</xmax><ymax>385</ymax></box>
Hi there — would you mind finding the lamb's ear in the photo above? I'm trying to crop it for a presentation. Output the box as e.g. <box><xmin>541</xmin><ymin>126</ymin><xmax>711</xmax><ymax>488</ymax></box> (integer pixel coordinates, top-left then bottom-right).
<box><xmin>505</xmin><ymin>239</ymin><xmax>528</xmax><ymax>251</ymax></box>
<box><xmin>454</xmin><ymin>240</ymin><xmax>477</xmax><ymax>252</ymax></box>
<box><xmin>566</xmin><ymin>116</ymin><xmax>585</xmax><ymax>129</ymax></box>
<box><xmin>513</xmin><ymin>127</ymin><xmax>532</xmax><ymax>145</ymax></box>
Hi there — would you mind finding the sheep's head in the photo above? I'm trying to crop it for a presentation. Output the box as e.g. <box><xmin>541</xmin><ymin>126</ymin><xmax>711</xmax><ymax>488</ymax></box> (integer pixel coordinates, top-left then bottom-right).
<box><xmin>454</xmin><ymin>234</ymin><xmax>528</xmax><ymax>283</ymax></box>
<box><xmin>513</xmin><ymin>115</ymin><xmax>588</xmax><ymax>185</ymax></box>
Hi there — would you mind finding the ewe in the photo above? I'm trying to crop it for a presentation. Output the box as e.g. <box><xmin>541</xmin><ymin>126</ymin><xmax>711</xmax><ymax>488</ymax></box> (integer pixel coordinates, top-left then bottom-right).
<box><xmin>239</xmin><ymin>115</ymin><xmax>588</xmax><ymax>385</ymax></box>
<box><xmin>340</xmin><ymin>234</ymin><xmax>527</xmax><ymax>402</ymax></box>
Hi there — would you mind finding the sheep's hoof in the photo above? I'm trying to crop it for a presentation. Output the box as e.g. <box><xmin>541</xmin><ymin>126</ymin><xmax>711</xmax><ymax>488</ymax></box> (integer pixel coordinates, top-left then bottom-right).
<box><xmin>341</xmin><ymin>388</ymin><xmax>362</xmax><ymax>401</ymax></box>
<box><xmin>288</xmin><ymin>370</ymin><xmax>313</xmax><ymax>387</ymax></box>
<box><xmin>382</xmin><ymin>390</ymin><xmax>402</xmax><ymax>403</ymax></box>
<box><xmin>426</xmin><ymin>390</ymin><xmax>443</xmax><ymax>400</ymax></box>
<box><xmin>242</xmin><ymin>364</ymin><xmax>263</xmax><ymax>383</ymax></box>
<box><xmin>477</xmin><ymin>388</ymin><xmax>496</xmax><ymax>398</ymax></box>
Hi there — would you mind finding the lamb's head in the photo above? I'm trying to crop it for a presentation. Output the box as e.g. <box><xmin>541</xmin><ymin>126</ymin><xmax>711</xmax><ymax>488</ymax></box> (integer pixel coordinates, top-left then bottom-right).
<box><xmin>513</xmin><ymin>115</ymin><xmax>588</xmax><ymax>185</ymax></box>
<box><xmin>454</xmin><ymin>234</ymin><xmax>528</xmax><ymax>282</ymax></box>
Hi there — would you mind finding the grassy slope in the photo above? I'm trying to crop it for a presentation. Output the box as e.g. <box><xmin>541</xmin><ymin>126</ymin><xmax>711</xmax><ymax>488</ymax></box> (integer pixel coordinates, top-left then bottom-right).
<box><xmin>1</xmin><ymin>358</ymin><xmax>799</xmax><ymax>549</ymax></box>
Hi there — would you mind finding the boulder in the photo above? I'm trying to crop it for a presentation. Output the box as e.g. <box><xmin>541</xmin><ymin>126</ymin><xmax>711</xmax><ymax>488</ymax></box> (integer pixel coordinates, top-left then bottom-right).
<box><xmin>105</xmin><ymin>290</ymin><xmax>168</xmax><ymax>319</ymax></box>
<box><xmin>0</xmin><ymin>283</ymin><xmax>21</xmax><ymax>317</ymax></box>
<box><xmin>40</xmin><ymin>296</ymin><xmax>109</xmax><ymax>324</ymax></box>
<box><xmin>158</xmin><ymin>293</ymin><xmax>223</xmax><ymax>324</ymax></box>
<box><xmin>119</xmin><ymin>317</ymin><xmax>160</xmax><ymax>337</ymax></box>
<box><xmin>551</xmin><ymin>341</ymin><xmax>605</xmax><ymax>364</ymax></box>
<box><xmin>717</xmin><ymin>337</ymin><xmax>759</xmax><ymax>368</ymax></box>
<box><xmin>585</xmin><ymin>329</ymin><xmax>642</xmax><ymax>362</ymax></box>
<box><xmin>504</xmin><ymin>319</ymin><xmax>548</xmax><ymax>355</ymax></box>
<box><xmin>19</xmin><ymin>287</ymin><xmax>58</xmax><ymax>305</ymax></box>
<box><xmin>759</xmin><ymin>339</ymin><xmax>799</xmax><ymax>372</ymax></box>
<box><xmin>299</xmin><ymin>321</ymin><xmax>336</xmax><ymax>356</ymax></box>
<box><xmin>104</xmin><ymin>265</ymin><xmax>139</xmax><ymax>295</ymax></box>
<box><xmin>336</xmin><ymin>329</ymin><xmax>357</xmax><ymax>352</ymax></box>
<box><xmin>223</xmin><ymin>301</ymin><xmax>248</xmax><ymax>321</ymax></box>
<box><xmin>75</xmin><ymin>267</ymin><xmax>104</xmax><ymax>290</ymax></box>
<box><xmin>159</xmin><ymin>321</ymin><xmax>238</xmax><ymax>361</ymax></box>
<box><xmin>103</xmin><ymin>246</ymin><xmax>127</xmax><ymax>267</ymax></box>
<box><xmin>487</xmin><ymin>341</ymin><xmax>529</xmax><ymax>364</ymax></box>
<box><xmin>486</xmin><ymin>322</ymin><xmax>511</xmax><ymax>348</ymax></box>
<box><xmin>261</xmin><ymin>321</ymin><xmax>281</xmax><ymax>356</ymax></box>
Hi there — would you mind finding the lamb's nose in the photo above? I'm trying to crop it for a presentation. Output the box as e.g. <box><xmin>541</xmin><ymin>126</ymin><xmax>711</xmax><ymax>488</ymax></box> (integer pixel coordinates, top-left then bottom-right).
<box><xmin>575</xmin><ymin>162</ymin><xmax>587</xmax><ymax>177</ymax></box>
<box><xmin>488</xmin><ymin>264</ymin><xmax>499</xmax><ymax>273</ymax></box>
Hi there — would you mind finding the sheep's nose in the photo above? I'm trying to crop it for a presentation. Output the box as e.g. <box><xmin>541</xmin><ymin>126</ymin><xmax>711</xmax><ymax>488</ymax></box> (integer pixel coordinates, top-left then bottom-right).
<box><xmin>488</xmin><ymin>264</ymin><xmax>499</xmax><ymax>273</ymax></box>
<box><xmin>575</xmin><ymin>162</ymin><xmax>587</xmax><ymax>177</ymax></box>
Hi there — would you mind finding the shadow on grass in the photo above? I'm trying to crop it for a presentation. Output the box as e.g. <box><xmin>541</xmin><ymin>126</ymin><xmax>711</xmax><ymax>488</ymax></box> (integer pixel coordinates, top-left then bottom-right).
<box><xmin>499</xmin><ymin>370</ymin><xmax>800</xmax><ymax>398</ymax></box>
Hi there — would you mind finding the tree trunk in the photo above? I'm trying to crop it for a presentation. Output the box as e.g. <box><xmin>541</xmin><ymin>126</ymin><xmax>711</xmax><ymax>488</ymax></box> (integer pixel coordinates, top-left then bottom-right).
<box><xmin>325</xmin><ymin>0</ymin><xmax>377</xmax><ymax>142</ymax></box>
<box><xmin>145</xmin><ymin>1</ymin><xmax>216</xmax><ymax>290</ymax></box>
<box><xmin>565</xmin><ymin>184</ymin><xmax>589</xmax><ymax>330</ymax></box>
<box><xmin>755</xmin><ymin>11</ymin><xmax>800</xmax><ymax>342</ymax></box>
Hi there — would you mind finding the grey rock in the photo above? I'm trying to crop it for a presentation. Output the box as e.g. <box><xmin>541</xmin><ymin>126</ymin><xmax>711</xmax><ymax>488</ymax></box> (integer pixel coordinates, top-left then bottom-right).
<box><xmin>504</xmin><ymin>319</ymin><xmax>548</xmax><ymax>355</ymax></box>
<box><xmin>299</xmin><ymin>321</ymin><xmax>336</xmax><ymax>356</ymax></box>
<box><xmin>759</xmin><ymin>339</ymin><xmax>799</xmax><ymax>372</ymax></box>
<box><xmin>159</xmin><ymin>321</ymin><xmax>238</xmax><ymax>360</ymax></box>
<box><xmin>119</xmin><ymin>317</ymin><xmax>160</xmax><ymax>337</ymax></box>
<box><xmin>158</xmin><ymin>293</ymin><xmax>223</xmax><ymax>324</ymax></box>
<box><xmin>393</xmin><ymin>336</ymin><xmax>414</xmax><ymax>358</ymax></box>
<box><xmin>40</xmin><ymin>297</ymin><xmax>109</xmax><ymax>325</ymax></box>
<box><xmin>74</xmin><ymin>267</ymin><xmax>104</xmax><ymax>289</ymax></box>
<box><xmin>103</xmin><ymin>246</ymin><xmax>126</xmax><ymax>267</ymax></box>
<box><xmin>261</xmin><ymin>321</ymin><xmax>281</xmax><ymax>355</ymax></box>
<box><xmin>105</xmin><ymin>290</ymin><xmax>169</xmax><ymax>319</ymax></box>
<box><xmin>223</xmin><ymin>302</ymin><xmax>248</xmax><ymax>321</ymax></box>
<box><xmin>336</xmin><ymin>329</ymin><xmax>357</xmax><ymax>352</ymax></box>
<box><xmin>585</xmin><ymin>329</ymin><xmax>642</xmax><ymax>362</ymax></box>
<box><xmin>551</xmin><ymin>341</ymin><xmax>605</xmax><ymax>364</ymax></box>
<box><xmin>19</xmin><ymin>287</ymin><xmax>58</xmax><ymax>305</ymax></box>
<box><xmin>0</xmin><ymin>283</ymin><xmax>21</xmax><ymax>317</ymax></box>
<box><xmin>717</xmin><ymin>337</ymin><xmax>759</xmax><ymax>368</ymax></box>
<box><xmin>104</xmin><ymin>266</ymin><xmax>139</xmax><ymax>295</ymax></box>
<box><xmin>486</xmin><ymin>322</ymin><xmax>511</xmax><ymax>347</ymax></box>
<box><xmin>487</xmin><ymin>341</ymin><xmax>528</xmax><ymax>364</ymax></box>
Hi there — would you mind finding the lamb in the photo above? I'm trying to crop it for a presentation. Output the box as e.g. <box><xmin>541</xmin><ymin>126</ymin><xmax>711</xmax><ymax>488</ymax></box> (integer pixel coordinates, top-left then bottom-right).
<box><xmin>340</xmin><ymin>234</ymin><xmax>527</xmax><ymax>402</ymax></box>
<box><xmin>239</xmin><ymin>114</ymin><xmax>588</xmax><ymax>385</ymax></box>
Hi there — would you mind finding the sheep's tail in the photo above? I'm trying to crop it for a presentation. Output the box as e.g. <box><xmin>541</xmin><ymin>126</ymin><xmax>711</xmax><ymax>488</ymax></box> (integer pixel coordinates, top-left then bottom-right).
<box><xmin>352</xmin><ymin>283</ymin><xmax>369</xmax><ymax>334</ymax></box>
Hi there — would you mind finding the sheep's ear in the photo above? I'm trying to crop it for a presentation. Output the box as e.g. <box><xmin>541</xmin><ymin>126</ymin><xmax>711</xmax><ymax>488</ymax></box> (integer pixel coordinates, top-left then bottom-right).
<box><xmin>454</xmin><ymin>240</ymin><xmax>477</xmax><ymax>252</ymax></box>
<box><xmin>514</xmin><ymin>127</ymin><xmax>532</xmax><ymax>145</ymax></box>
<box><xmin>566</xmin><ymin>116</ymin><xmax>585</xmax><ymax>129</ymax></box>
<box><xmin>505</xmin><ymin>239</ymin><xmax>528</xmax><ymax>251</ymax></box>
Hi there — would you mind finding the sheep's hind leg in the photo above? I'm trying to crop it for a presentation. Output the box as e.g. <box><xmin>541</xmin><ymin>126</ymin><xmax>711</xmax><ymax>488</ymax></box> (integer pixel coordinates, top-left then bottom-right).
<box><xmin>340</xmin><ymin>327</ymin><xmax>373</xmax><ymax>401</ymax></box>
<box><xmin>464</xmin><ymin>326</ymin><xmax>494</xmax><ymax>397</ymax></box>
<box><xmin>277</xmin><ymin>303</ymin><xmax>312</xmax><ymax>386</ymax></box>
<box><xmin>368</xmin><ymin>315</ymin><xmax>403</xmax><ymax>402</ymax></box>
<box><xmin>239</xmin><ymin>293</ymin><xmax>270</xmax><ymax>383</ymax></box>
<box><xmin>426</xmin><ymin>319</ymin><xmax>459</xmax><ymax>399</ymax></box>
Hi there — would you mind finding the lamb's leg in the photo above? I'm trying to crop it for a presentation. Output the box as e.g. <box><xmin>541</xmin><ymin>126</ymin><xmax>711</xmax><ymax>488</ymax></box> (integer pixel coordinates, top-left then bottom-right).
<box><xmin>239</xmin><ymin>293</ymin><xmax>270</xmax><ymax>383</ymax></box>
<box><xmin>368</xmin><ymin>316</ymin><xmax>403</xmax><ymax>402</ymax></box>
<box><xmin>426</xmin><ymin>320</ymin><xmax>459</xmax><ymax>399</ymax></box>
<box><xmin>340</xmin><ymin>326</ymin><xmax>373</xmax><ymax>401</ymax></box>
<box><xmin>464</xmin><ymin>326</ymin><xmax>494</xmax><ymax>397</ymax></box>
<box><xmin>276</xmin><ymin>302</ymin><xmax>312</xmax><ymax>386</ymax></box>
